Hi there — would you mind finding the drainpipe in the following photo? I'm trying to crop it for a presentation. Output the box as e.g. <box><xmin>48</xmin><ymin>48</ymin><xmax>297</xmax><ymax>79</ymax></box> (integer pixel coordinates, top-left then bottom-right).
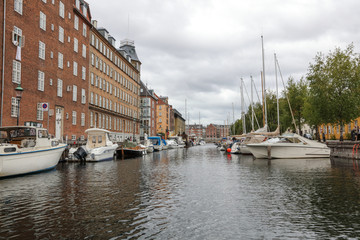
<box><xmin>1</xmin><ymin>0</ymin><xmax>6</xmax><ymax>126</ymax></box>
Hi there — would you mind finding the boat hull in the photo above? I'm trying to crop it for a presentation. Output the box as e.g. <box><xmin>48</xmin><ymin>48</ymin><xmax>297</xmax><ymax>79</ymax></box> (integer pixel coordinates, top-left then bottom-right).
<box><xmin>86</xmin><ymin>145</ymin><xmax>118</xmax><ymax>162</ymax></box>
<box><xmin>0</xmin><ymin>145</ymin><xmax>66</xmax><ymax>178</ymax></box>
<box><xmin>117</xmin><ymin>148</ymin><xmax>145</xmax><ymax>159</ymax></box>
<box><xmin>247</xmin><ymin>144</ymin><xmax>330</xmax><ymax>159</ymax></box>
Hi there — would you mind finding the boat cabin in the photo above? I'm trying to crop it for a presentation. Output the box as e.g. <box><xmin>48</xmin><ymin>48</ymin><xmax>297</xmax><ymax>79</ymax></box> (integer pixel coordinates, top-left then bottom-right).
<box><xmin>85</xmin><ymin>128</ymin><xmax>113</xmax><ymax>149</ymax></box>
<box><xmin>0</xmin><ymin>126</ymin><xmax>52</xmax><ymax>148</ymax></box>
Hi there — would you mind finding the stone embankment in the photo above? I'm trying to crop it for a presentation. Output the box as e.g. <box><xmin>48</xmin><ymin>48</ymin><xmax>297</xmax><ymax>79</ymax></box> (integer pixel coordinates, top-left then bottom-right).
<box><xmin>327</xmin><ymin>140</ymin><xmax>360</xmax><ymax>159</ymax></box>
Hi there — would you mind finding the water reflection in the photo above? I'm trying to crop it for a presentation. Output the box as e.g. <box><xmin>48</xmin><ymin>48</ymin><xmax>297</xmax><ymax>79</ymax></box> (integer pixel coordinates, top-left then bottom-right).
<box><xmin>1</xmin><ymin>146</ymin><xmax>360</xmax><ymax>239</ymax></box>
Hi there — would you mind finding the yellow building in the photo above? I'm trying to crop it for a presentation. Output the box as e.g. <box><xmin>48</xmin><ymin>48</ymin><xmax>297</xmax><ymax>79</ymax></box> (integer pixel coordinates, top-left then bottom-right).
<box><xmin>155</xmin><ymin>95</ymin><xmax>170</xmax><ymax>138</ymax></box>
<box><xmin>320</xmin><ymin>118</ymin><xmax>360</xmax><ymax>140</ymax></box>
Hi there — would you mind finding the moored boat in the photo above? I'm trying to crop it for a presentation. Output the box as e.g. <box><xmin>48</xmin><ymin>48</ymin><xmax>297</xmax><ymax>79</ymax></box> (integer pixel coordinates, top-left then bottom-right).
<box><xmin>247</xmin><ymin>133</ymin><xmax>330</xmax><ymax>159</ymax></box>
<box><xmin>70</xmin><ymin>128</ymin><xmax>118</xmax><ymax>162</ymax></box>
<box><xmin>117</xmin><ymin>141</ymin><xmax>146</xmax><ymax>159</ymax></box>
<box><xmin>0</xmin><ymin>126</ymin><xmax>67</xmax><ymax>178</ymax></box>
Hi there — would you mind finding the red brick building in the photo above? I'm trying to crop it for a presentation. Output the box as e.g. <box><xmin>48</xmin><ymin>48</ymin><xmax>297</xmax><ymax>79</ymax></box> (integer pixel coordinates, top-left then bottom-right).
<box><xmin>206</xmin><ymin>124</ymin><xmax>217</xmax><ymax>140</ymax></box>
<box><xmin>0</xmin><ymin>0</ymin><xmax>91</xmax><ymax>141</ymax></box>
<box><xmin>89</xmin><ymin>23</ymin><xmax>141</xmax><ymax>142</ymax></box>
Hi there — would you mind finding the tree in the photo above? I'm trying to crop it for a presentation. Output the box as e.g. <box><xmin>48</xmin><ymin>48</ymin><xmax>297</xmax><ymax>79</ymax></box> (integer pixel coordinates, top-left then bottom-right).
<box><xmin>282</xmin><ymin>77</ymin><xmax>308</xmax><ymax>134</ymax></box>
<box><xmin>306</xmin><ymin>44</ymin><xmax>360</xmax><ymax>140</ymax></box>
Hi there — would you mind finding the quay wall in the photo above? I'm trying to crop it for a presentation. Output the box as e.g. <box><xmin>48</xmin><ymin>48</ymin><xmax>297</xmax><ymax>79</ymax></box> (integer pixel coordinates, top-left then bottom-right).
<box><xmin>327</xmin><ymin>140</ymin><xmax>360</xmax><ymax>159</ymax></box>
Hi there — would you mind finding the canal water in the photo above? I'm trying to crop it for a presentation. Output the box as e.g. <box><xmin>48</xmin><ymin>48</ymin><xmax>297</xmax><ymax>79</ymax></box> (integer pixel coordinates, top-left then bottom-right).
<box><xmin>1</xmin><ymin>144</ymin><xmax>360</xmax><ymax>239</ymax></box>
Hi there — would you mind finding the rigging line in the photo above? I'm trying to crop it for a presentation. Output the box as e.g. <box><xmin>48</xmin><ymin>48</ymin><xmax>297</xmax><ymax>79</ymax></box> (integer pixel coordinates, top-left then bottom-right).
<box><xmin>276</xmin><ymin>56</ymin><xmax>298</xmax><ymax>133</ymax></box>
<box><xmin>243</xmin><ymin>78</ymin><xmax>261</xmax><ymax>130</ymax></box>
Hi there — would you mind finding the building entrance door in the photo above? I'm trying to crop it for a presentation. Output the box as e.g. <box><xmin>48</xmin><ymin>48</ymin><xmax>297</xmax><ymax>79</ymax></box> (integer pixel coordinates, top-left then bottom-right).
<box><xmin>55</xmin><ymin>107</ymin><xmax>64</xmax><ymax>140</ymax></box>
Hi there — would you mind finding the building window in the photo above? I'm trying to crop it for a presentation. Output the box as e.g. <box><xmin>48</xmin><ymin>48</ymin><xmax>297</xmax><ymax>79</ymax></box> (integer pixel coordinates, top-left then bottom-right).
<box><xmin>11</xmin><ymin>97</ymin><xmax>18</xmax><ymax>117</ymax></box>
<box><xmin>74</xmin><ymin>15</ymin><xmax>79</xmax><ymax>30</ymax></box>
<box><xmin>90</xmin><ymin>72</ymin><xmax>94</xmax><ymax>85</ymax></box>
<box><xmin>75</xmin><ymin>0</ymin><xmax>80</xmax><ymax>9</ymax></box>
<box><xmin>38</xmin><ymin>71</ymin><xmax>45</xmax><ymax>91</ymax></box>
<box><xmin>40</xmin><ymin>11</ymin><xmax>46</xmax><ymax>30</ymax></box>
<box><xmin>59</xmin><ymin>26</ymin><xmax>64</xmax><ymax>43</ymax></box>
<box><xmin>82</xmin><ymin>66</ymin><xmax>86</xmax><ymax>80</ymax></box>
<box><xmin>91</xmin><ymin>53</ymin><xmax>95</xmax><ymax>65</ymax></box>
<box><xmin>82</xmin><ymin>44</ymin><xmax>86</xmax><ymax>58</ymax></box>
<box><xmin>59</xmin><ymin>1</ymin><xmax>64</xmax><ymax>18</ymax></box>
<box><xmin>81</xmin><ymin>89</ymin><xmax>86</xmax><ymax>104</ymax></box>
<box><xmin>81</xmin><ymin>113</ymin><xmax>85</xmax><ymax>126</ymax></box>
<box><xmin>90</xmin><ymin>112</ymin><xmax>93</xmax><ymax>127</ymax></box>
<box><xmin>71</xmin><ymin>135</ymin><xmax>76</xmax><ymax>140</ymax></box>
<box><xmin>73</xmin><ymin>85</ymin><xmax>77</xmax><ymax>101</ymax></box>
<box><xmin>12</xmin><ymin>60</ymin><xmax>21</xmax><ymax>84</ymax></box>
<box><xmin>57</xmin><ymin>79</ymin><xmax>63</xmax><ymax>97</ymax></box>
<box><xmin>72</xmin><ymin>111</ymin><xmax>77</xmax><ymax>125</ymax></box>
<box><xmin>90</xmin><ymin>92</ymin><xmax>93</xmax><ymax>104</ymax></box>
<box><xmin>39</xmin><ymin>41</ymin><xmax>45</xmax><ymax>60</ymax></box>
<box><xmin>14</xmin><ymin>0</ymin><xmax>23</xmax><ymax>14</ymax></box>
<box><xmin>73</xmin><ymin>61</ymin><xmax>78</xmax><ymax>76</ymax></box>
<box><xmin>58</xmin><ymin>52</ymin><xmax>63</xmax><ymax>69</ymax></box>
<box><xmin>82</xmin><ymin>23</ymin><xmax>87</xmax><ymax>37</ymax></box>
<box><xmin>74</xmin><ymin>38</ymin><xmax>78</xmax><ymax>52</ymax></box>
<box><xmin>37</xmin><ymin>103</ymin><xmax>44</xmax><ymax>120</ymax></box>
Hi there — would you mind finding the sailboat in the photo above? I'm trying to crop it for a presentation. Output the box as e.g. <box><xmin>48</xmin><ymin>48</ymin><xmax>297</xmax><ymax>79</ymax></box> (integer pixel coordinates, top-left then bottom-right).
<box><xmin>247</xmin><ymin>53</ymin><xmax>329</xmax><ymax>159</ymax></box>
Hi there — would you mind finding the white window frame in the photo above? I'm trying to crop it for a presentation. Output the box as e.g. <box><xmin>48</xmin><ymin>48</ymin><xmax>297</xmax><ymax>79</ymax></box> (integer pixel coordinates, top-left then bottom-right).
<box><xmin>73</xmin><ymin>85</ymin><xmax>77</xmax><ymax>102</ymax></box>
<box><xmin>74</xmin><ymin>15</ymin><xmax>79</xmax><ymax>30</ymax></box>
<box><xmin>14</xmin><ymin>0</ymin><xmax>23</xmax><ymax>15</ymax></box>
<box><xmin>81</xmin><ymin>113</ymin><xmax>85</xmax><ymax>126</ymax></box>
<box><xmin>82</xmin><ymin>44</ymin><xmax>86</xmax><ymax>58</ymax></box>
<box><xmin>57</xmin><ymin>79</ymin><xmax>63</xmax><ymax>97</ymax></box>
<box><xmin>59</xmin><ymin>1</ymin><xmax>64</xmax><ymax>18</ymax></box>
<box><xmin>11</xmin><ymin>97</ymin><xmax>18</xmax><ymax>117</ymax></box>
<box><xmin>37</xmin><ymin>103</ymin><xmax>44</xmax><ymax>120</ymax></box>
<box><xmin>12</xmin><ymin>60</ymin><xmax>21</xmax><ymax>84</ymax></box>
<box><xmin>39</xmin><ymin>41</ymin><xmax>45</xmax><ymax>60</ymax></box>
<box><xmin>81</xmin><ymin>89</ymin><xmax>86</xmax><ymax>104</ymax></box>
<box><xmin>73</xmin><ymin>61</ymin><xmax>78</xmax><ymax>76</ymax></box>
<box><xmin>38</xmin><ymin>70</ymin><xmax>45</xmax><ymax>91</ymax></box>
<box><xmin>82</xmin><ymin>23</ymin><xmax>87</xmax><ymax>37</ymax></box>
<box><xmin>82</xmin><ymin>66</ymin><xmax>86</xmax><ymax>80</ymax></box>
<box><xmin>59</xmin><ymin>26</ymin><xmax>64</xmax><ymax>43</ymax></box>
<box><xmin>74</xmin><ymin>38</ymin><xmax>78</xmax><ymax>52</ymax></box>
<box><xmin>72</xmin><ymin>111</ymin><xmax>77</xmax><ymax>125</ymax></box>
<box><xmin>58</xmin><ymin>52</ymin><xmax>63</xmax><ymax>69</ymax></box>
<box><xmin>40</xmin><ymin>11</ymin><xmax>46</xmax><ymax>30</ymax></box>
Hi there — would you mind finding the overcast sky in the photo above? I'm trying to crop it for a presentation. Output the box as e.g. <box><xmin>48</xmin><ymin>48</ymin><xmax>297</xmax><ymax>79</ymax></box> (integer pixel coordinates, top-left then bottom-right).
<box><xmin>86</xmin><ymin>0</ymin><xmax>360</xmax><ymax>126</ymax></box>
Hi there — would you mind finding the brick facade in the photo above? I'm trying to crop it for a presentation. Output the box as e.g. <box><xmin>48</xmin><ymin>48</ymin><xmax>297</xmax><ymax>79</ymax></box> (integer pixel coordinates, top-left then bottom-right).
<box><xmin>0</xmin><ymin>0</ymin><xmax>91</xmax><ymax>140</ymax></box>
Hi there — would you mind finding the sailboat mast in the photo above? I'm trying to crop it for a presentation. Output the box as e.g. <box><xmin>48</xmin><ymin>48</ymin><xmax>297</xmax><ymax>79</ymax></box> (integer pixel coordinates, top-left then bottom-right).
<box><xmin>232</xmin><ymin>102</ymin><xmax>235</xmax><ymax>135</ymax></box>
<box><xmin>261</xmin><ymin>71</ymin><xmax>265</xmax><ymax>127</ymax></box>
<box><xmin>241</xmin><ymin>78</ymin><xmax>246</xmax><ymax>134</ymax></box>
<box><xmin>261</xmin><ymin>36</ymin><xmax>268</xmax><ymax>128</ymax></box>
<box><xmin>275</xmin><ymin>53</ymin><xmax>280</xmax><ymax>128</ymax></box>
<box><xmin>251</xmin><ymin>76</ymin><xmax>254</xmax><ymax>131</ymax></box>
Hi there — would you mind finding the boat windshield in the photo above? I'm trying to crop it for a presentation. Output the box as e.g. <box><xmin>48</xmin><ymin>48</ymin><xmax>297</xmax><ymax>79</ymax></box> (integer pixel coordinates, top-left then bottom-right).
<box><xmin>150</xmin><ymin>139</ymin><xmax>159</xmax><ymax>145</ymax></box>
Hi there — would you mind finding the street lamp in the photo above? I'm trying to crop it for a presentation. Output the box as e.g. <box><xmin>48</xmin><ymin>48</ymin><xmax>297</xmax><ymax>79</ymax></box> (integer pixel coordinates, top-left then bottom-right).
<box><xmin>15</xmin><ymin>84</ymin><xmax>23</xmax><ymax>126</ymax></box>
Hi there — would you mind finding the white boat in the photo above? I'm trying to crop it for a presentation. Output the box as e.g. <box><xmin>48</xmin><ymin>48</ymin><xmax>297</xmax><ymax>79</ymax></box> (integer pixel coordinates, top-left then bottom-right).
<box><xmin>166</xmin><ymin>139</ymin><xmax>179</xmax><ymax>149</ymax></box>
<box><xmin>141</xmin><ymin>134</ymin><xmax>154</xmax><ymax>153</ymax></box>
<box><xmin>168</xmin><ymin>136</ymin><xmax>185</xmax><ymax>148</ymax></box>
<box><xmin>0</xmin><ymin>126</ymin><xmax>67</xmax><ymax>178</ymax></box>
<box><xmin>247</xmin><ymin>133</ymin><xmax>330</xmax><ymax>159</ymax></box>
<box><xmin>148</xmin><ymin>136</ymin><xmax>163</xmax><ymax>151</ymax></box>
<box><xmin>71</xmin><ymin>128</ymin><xmax>118</xmax><ymax>162</ymax></box>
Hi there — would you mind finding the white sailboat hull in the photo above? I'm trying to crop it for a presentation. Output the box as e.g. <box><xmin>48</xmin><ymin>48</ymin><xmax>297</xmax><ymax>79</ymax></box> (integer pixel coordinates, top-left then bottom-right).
<box><xmin>247</xmin><ymin>144</ymin><xmax>330</xmax><ymax>159</ymax></box>
<box><xmin>86</xmin><ymin>145</ymin><xmax>118</xmax><ymax>162</ymax></box>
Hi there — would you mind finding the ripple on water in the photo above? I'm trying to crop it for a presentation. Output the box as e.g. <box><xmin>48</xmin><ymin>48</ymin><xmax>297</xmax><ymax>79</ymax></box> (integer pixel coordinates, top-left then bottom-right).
<box><xmin>1</xmin><ymin>146</ymin><xmax>360</xmax><ymax>239</ymax></box>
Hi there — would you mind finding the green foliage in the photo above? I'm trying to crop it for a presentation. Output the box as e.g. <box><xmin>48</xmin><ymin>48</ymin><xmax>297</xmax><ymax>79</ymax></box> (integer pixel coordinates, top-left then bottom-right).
<box><xmin>306</xmin><ymin>44</ymin><xmax>360</xmax><ymax>136</ymax></box>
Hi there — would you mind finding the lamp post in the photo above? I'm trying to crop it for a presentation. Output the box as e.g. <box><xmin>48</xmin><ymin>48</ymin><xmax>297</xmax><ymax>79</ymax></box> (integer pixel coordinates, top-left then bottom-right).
<box><xmin>15</xmin><ymin>84</ymin><xmax>23</xmax><ymax>126</ymax></box>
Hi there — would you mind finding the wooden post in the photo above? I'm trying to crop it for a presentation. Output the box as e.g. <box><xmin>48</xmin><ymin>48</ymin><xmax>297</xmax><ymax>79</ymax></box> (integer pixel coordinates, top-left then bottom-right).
<box><xmin>267</xmin><ymin>145</ymin><xmax>271</xmax><ymax>160</ymax></box>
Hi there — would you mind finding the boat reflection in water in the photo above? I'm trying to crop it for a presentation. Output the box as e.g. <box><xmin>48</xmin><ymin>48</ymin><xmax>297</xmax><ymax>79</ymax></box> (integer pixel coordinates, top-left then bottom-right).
<box><xmin>2</xmin><ymin>145</ymin><xmax>360</xmax><ymax>239</ymax></box>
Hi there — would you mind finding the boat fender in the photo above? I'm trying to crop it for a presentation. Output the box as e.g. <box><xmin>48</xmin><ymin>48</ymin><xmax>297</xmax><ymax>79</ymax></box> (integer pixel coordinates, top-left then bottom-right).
<box><xmin>73</xmin><ymin>146</ymin><xmax>88</xmax><ymax>161</ymax></box>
